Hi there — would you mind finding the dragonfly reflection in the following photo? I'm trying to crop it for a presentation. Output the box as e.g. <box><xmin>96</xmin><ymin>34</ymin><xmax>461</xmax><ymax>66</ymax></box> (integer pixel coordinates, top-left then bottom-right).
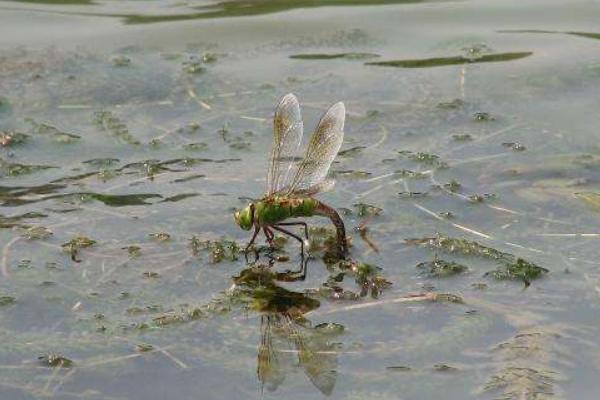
<box><xmin>233</xmin><ymin>262</ymin><xmax>341</xmax><ymax>396</ymax></box>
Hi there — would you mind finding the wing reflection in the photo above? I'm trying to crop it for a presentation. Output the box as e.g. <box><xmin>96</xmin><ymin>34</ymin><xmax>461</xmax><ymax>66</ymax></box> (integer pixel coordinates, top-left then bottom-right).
<box><xmin>233</xmin><ymin>261</ymin><xmax>341</xmax><ymax>396</ymax></box>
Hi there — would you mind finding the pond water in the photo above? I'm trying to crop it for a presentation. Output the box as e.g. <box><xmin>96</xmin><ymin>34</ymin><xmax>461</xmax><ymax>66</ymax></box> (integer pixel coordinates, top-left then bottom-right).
<box><xmin>1</xmin><ymin>0</ymin><xmax>600</xmax><ymax>399</ymax></box>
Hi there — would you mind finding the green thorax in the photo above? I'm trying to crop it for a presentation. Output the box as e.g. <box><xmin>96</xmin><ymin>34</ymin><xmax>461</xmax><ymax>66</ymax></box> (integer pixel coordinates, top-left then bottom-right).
<box><xmin>255</xmin><ymin>196</ymin><xmax>318</xmax><ymax>225</ymax></box>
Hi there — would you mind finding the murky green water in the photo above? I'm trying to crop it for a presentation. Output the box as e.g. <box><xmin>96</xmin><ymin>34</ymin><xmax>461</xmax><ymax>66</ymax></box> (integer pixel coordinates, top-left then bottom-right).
<box><xmin>1</xmin><ymin>0</ymin><xmax>600</xmax><ymax>398</ymax></box>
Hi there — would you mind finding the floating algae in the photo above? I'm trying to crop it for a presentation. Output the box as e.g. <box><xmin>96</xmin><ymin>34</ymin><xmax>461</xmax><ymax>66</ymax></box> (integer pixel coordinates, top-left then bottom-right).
<box><xmin>485</xmin><ymin>258</ymin><xmax>549</xmax><ymax>286</ymax></box>
<box><xmin>61</xmin><ymin>235</ymin><xmax>96</xmax><ymax>262</ymax></box>
<box><xmin>38</xmin><ymin>353</ymin><xmax>73</xmax><ymax>368</ymax></box>
<box><xmin>399</xmin><ymin>151</ymin><xmax>449</xmax><ymax>169</ymax></box>
<box><xmin>93</xmin><ymin>110</ymin><xmax>140</xmax><ymax>145</ymax></box>
<box><xmin>417</xmin><ymin>257</ymin><xmax>468</xmax><ymax>278</ymax></box>
<box><xmin>0</xmin><ymin>159</ymin><xmax>56</xmax><ymax>177</ymax></box>
<box><xmin>405</xmin><ymin>234</ymin><xmax>512</xmax><ymax>261</ymax></box>
<box><xmin>192</xmin><ymin>238</ymin><xmax>240</xmax><ymax>263</ymax></box>
<box><xmin>353</xmin><ymin>202</ymin><xmax>383</xmax><ymax>217</ymax></box>
<box><xmin>406</xmin><ymin>235</ymin><xmax>547</xmax><ymax>285</ymax></box>
<box><xmin>0</xmin><ymin>295</ymin><xmax>16</xmax><ymax>306</ymax></box>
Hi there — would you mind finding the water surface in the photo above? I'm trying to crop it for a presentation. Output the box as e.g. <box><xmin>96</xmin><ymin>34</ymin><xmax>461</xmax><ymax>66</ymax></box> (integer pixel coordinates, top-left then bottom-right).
<box><xmin>1</xmin><ymin>0</ymin><xmax>600</xmax><ymax>399</ymax></box>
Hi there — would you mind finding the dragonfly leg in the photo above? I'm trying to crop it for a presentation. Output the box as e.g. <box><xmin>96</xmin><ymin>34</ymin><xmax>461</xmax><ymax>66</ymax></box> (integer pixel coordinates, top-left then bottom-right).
<box><xmin>244</xmin><ymin>226</ymin><xmax>261</xmax><ymax>263</ymax></box>
<box><xmin>263</xmin><ymin>227</ymin><xmax>275</xmax><ymax>246</ymax></box>
<box><xmin>271</xmin><ymin>225</ymin><xmax>304</xmax><ymax>255</ymax></box>
<box><xmin>245</xmin><ymin>226</ymin><xmax>260</xmax><ymax>251</ymax></box>
<box><xmin>275</xmin><ymin>254</ymin><xmax>308</xmax><ymax>282</ymax></box>
<box><xmin>275</xmin><ymin>221</ymin><xmax>309</xmax><ymax>241</ymax></box>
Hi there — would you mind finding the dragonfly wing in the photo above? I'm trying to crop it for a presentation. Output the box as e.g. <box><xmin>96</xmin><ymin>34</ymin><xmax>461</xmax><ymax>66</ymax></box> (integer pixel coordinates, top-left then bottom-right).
<box><xmin>267</xmin><ymin>93</ymin><xmax>304</xmax><ymax>195</ymax></box>
<box><xmin>291</xmin><ymin>178</ymin><xmax>336</xmax><ymax>197</ymax></box>
<box><xmin>285</xmin><ymin>101</ymin><xmax>345</xmax><ymax>195</ymax></box>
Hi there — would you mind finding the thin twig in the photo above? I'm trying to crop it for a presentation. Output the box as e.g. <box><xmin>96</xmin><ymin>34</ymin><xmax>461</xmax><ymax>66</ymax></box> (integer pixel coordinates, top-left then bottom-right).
<box><xmin>308</xmin><ymin>292</ymin><xmax>445</xmax><ymax>317</ymax></box>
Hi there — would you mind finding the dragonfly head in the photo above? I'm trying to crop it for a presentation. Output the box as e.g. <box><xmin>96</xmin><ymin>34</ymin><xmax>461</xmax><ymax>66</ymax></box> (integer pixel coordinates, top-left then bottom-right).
<box><xmin>234</xmin><ymin>203</ymin><xmax>254</xmax><ymax>231</ymax></box>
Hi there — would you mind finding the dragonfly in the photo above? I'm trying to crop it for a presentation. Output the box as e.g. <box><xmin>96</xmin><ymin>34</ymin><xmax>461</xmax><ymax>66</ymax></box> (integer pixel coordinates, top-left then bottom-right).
<box><xmin>234</xmin><ymin>93</ymin><xmax>348</xmax><ymax>259</ymax></box>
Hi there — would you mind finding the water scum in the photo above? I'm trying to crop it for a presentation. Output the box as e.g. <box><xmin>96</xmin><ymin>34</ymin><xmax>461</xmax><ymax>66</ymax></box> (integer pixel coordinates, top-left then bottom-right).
<box><xmin>1</xmin><ymin>11</ymin><xmax>600</xmax><ymax>399</ymax></box>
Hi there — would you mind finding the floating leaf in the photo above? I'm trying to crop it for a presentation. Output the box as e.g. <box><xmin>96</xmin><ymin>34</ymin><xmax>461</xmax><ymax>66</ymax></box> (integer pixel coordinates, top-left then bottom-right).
<box><xmin>366</xmin><ymin>52</ymin><xmax>532</xmax><ymax>68</ymax></box>
<box><xmin>290</xmin><ymin>52</ymin><xmax>380</xmax><ymax>60</ymax></box>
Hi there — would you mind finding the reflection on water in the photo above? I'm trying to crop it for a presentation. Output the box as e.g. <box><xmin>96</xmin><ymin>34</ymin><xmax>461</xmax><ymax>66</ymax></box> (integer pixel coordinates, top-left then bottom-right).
<box><xmin>258</xmin><ymin>313</ymin><xmax>338</xmax><ymax>395</ymax></box>
<box><xmin>123</xmin><ymin>0</ymin><xmax>429</xmax><ymax>24</ymax></box>
<box><xmin>233</xmin><ymin>261</ymin><xmax>339</xmax><ymax>395</ymax></box>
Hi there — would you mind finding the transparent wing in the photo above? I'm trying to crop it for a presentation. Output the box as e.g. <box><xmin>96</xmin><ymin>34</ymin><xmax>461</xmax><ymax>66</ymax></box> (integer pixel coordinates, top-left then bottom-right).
<box><xmin>284</xmin><ymin>101</ymin><xmax>345</xmax><ymax>196</ymax></box>
<box><xmin>266</xmin><ymin>93</ymin><xmax>304</xmax><ymax>195</ymax></box>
